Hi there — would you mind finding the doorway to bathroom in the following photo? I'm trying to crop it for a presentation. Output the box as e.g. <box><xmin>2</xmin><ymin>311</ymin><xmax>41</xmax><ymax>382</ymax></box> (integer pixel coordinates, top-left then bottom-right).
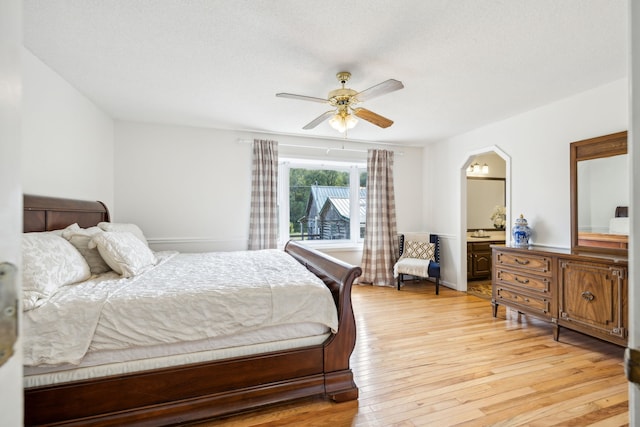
<box><xmin>461</xmin><ymin>148</ymin><xmax>510</xmax><ymax>296</ymax></box>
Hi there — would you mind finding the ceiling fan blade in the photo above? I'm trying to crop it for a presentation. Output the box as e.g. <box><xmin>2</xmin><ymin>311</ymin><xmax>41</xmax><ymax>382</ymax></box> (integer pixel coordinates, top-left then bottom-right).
<box><xmin>353</xmin><ymin>108</ymin><xmax>394</xmax><ymax>128</ymax></box>
<box><xmin>276</xmin><ymin>93</ymin><xmax>329</xmax><ymax>104</ymax></box>
<box><xmin>303</xmin><ymin>110</ymin><xmax>335</xmax><ymax>129</ymax></box>
<box><xmin>353</xmin><ymin>79</ymin><xmax>404</xmax><ymax>103</ymax></box>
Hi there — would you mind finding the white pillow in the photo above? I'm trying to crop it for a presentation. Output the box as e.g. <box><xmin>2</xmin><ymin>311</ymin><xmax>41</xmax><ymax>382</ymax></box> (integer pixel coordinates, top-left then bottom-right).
<box><xmin>51</xmin><ymin>223</ymin><xmax>80</xmax><ymax>236</ymax></box>
<box><xmin>22</xmin><ymin>233</ymin><xmax>91</xmax><ymax>311</ymax></box>
<box><xmin>62</xmin><ymin>226</ymin><xmax>112</xmax><ymax>275</ymax></box>
<box><xmin>89</xmin><ymin>231</ymin><xmax>157</xmax><ymax>277</ymax></box>
<box><xmin>98</xmin><ymin>222</ymin><xmax>149</xmax><ymax>247</ymax></box>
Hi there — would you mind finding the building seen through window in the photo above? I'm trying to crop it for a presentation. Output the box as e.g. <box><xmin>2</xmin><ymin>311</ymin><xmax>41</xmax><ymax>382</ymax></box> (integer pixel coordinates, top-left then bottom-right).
<box><xmin>284</xmin><ymin>165</ymin><xmax>366</xmax><ymax>243</ymax></box>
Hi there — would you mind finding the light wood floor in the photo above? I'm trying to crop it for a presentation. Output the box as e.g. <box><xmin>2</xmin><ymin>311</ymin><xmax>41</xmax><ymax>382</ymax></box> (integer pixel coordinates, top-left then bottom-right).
<box><xmin>194</xmin><ymin>282</ymin><xmax>629</xmax><ymax>426</ymax></box>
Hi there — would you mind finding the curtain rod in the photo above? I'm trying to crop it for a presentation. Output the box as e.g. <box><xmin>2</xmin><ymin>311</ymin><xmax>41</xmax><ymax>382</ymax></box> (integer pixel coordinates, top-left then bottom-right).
<box><xmin>236</xmin><ymin>139</ymin><xmax>404</xmax><ymax>155</ymax></box>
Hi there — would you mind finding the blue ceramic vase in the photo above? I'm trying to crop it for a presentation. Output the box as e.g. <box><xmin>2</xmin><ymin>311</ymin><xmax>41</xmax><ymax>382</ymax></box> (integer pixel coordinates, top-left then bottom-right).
<box><xmin>512</xmin><ymin>214</ymin><xmax>531</xmax><ymax>246</ymax></box>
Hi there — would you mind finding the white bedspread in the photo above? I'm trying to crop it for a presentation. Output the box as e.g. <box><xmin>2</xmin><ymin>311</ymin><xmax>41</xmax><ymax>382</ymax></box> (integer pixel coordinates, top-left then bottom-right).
<box><xmin>24</xmin><ymin>249</ymin><xmax>338</xmax><ymax>366</ymax></box>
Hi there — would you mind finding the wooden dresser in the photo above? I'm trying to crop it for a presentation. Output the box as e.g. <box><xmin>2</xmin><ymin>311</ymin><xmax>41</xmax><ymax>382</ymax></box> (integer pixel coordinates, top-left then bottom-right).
<box><xmin>492</xmin><ymin>245</ymin><xmax>628</xmax><ymax>346</ymax></box>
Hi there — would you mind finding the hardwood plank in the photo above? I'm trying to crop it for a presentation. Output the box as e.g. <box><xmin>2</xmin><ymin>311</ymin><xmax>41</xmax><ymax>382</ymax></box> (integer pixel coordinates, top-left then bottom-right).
<box><xmin>192</xmin><ymin>282</ymin><xmax>628</xmax><ymax>426</ymax></box>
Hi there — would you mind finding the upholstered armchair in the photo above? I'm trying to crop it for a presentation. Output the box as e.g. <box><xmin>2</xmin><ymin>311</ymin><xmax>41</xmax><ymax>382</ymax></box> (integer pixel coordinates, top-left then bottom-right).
<box><xmin>393</xmin><ymin>233</ymin><xmax>441</xmax><ymax>294</ymax></box>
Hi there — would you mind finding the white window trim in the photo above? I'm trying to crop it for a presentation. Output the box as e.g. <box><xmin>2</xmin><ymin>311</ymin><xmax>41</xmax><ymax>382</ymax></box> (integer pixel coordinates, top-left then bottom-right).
<box><xmin>279</xmin><ymin>157</ymin><xmax>366</xmax><ymax>249</ymax></box>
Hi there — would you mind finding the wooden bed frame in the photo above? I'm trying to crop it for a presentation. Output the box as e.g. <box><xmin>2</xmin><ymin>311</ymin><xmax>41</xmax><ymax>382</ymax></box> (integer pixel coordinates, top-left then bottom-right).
<box><xmin>23</xmin><ymin>194</ymin><xmax>362</xmax><ymax>426</ymax></box>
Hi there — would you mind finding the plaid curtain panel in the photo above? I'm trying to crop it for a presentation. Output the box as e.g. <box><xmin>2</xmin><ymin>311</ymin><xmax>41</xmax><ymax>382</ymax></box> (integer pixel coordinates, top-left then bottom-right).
<box><xmin>248</xmin><ymin>139</ymin><xmax>278</xmax><ymax>250</ymax></box>
<box><xmin>359</xmin><ymin>149</ymin><xmax>398</xmax><ymax>286</ymax></box>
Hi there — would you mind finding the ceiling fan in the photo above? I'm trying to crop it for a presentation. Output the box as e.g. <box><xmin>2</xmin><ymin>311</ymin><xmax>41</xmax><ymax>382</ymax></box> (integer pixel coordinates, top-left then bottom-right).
<box><xmin>276</xmin><ymin>71</ymin><xmax>404</xmax><ymax>133</ymax></box>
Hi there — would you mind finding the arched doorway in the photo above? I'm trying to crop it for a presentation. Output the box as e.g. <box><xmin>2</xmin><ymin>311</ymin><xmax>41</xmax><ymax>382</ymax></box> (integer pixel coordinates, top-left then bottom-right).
<box><xmin>460</xmin><ymin>146</ymin><xmax>511</xmax><ymax>292</ymax></box>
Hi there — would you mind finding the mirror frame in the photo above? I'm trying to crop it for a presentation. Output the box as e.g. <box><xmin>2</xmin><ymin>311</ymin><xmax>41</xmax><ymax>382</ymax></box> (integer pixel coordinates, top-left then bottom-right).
<box><xmin>570</xmin><ymin>130</ymin><xmax>628</xmax><ymax>255</ymax></box>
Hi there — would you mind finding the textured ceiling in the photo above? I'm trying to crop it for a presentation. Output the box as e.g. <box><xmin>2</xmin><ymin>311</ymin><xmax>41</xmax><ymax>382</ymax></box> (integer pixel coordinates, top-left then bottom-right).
<box><xmin>23</xmin><ymin>0</ymin><xmax>628</xmax><ymax>145</ymax></box>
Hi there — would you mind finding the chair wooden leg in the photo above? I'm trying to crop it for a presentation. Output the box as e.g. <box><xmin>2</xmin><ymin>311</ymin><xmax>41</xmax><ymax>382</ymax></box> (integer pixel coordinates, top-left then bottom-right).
<box><xmin>435</xmin><ymin>277</ymin><xmax>440</xmax><ymax>295</ymax></box>
<box><xmin>397</xmin><ymin>274</ymin><xmax>401</xmax><ymax>290</ymax></box>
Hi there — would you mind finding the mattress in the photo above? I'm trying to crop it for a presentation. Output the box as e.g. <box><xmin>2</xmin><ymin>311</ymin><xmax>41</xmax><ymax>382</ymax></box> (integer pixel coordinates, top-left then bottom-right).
<box><xmin>24</xmin><ymin>249</ymin><xmax>338</xmax><ymax>386</ymax></box>
<box><xmin>25</xmin><ymin>324</ymin><xmax>330</xmax><ymax>387</ymax></box>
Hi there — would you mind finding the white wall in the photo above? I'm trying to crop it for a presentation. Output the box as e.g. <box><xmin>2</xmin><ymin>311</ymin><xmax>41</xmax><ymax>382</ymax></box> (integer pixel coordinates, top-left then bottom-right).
<box><xmin>425</xmin><ymin>78</ymin><xmax>628</xmax><ymax>290</ymax></box>
<box><xmin>114</xmin><ymin>121</ymin><xmax>424</xmax><ymax>264</ymax></box>
<box><xmin>114</xmin><ymin>123</ymin><xmax>252</xmax><ymax>252</ymax></box>
<box><xmin>22</xmin><ymin>49</ymin><xmax>115</xmax><ymax>208</ymax></box>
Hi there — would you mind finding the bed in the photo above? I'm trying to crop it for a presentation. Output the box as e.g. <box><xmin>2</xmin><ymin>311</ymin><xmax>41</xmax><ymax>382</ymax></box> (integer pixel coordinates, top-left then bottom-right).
<box><xmin>22</xmin><ymin>194</ymin><xmax>362</xmax><ymax>426</ymax></box>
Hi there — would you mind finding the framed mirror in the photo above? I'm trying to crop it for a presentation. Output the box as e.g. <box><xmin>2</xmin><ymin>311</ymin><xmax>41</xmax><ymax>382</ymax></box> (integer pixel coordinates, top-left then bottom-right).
<box><xmin>570</xmin><ymin>131</ymin><xmax>628</xmax><ymax>255</ymax></box>
<box><xmin>466</xmin><ymin>177</ymin><xmax>506</xmax><ymax>230</ymax></box>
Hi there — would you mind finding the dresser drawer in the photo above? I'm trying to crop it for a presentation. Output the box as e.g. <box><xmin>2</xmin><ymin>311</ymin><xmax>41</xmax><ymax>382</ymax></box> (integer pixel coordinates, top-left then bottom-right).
<box><xmin>495</xmin><ymin>251</ymin><xmax>552</xmax><ymax>276</ymax></box>
<box><xmin>495</xmin><ymin>269</ymin><xmax>551</xmax><ymax>293</ymax></box>
<box><xmin>494</xmin><ymin>286</ymin><xmax>551</xmax><ymax>315</ymax></box>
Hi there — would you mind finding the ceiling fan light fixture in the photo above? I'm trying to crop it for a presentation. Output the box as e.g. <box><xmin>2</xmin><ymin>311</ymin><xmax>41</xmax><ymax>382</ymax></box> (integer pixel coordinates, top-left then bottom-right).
<box><xmin>329</xmin><ymin>111</ymin><xmax>358</xmax><ymax>133</ymax></box>
<box><xmin>345</xmin><ymin>113</ymin><xmax>358</xmax><ymax>129</ymax></box>
<box><xmin>329</xmin><ymin>113</ymin><xmax>346</xmax><ymax>133</ymax></box>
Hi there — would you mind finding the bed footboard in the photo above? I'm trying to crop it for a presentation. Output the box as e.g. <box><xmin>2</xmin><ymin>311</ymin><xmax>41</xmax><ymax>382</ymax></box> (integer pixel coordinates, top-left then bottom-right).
<box><xmin>284</xmin><ymin>240</ymin><xmax>362</xmax><ymax>401</ymax></box>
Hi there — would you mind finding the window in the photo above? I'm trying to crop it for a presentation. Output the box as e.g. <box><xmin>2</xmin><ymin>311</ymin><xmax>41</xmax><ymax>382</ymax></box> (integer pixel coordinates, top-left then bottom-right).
<box><xmin>279</xmin><ymin>159</ymin><xmax>366</xmax><ymax>246</ymax></box>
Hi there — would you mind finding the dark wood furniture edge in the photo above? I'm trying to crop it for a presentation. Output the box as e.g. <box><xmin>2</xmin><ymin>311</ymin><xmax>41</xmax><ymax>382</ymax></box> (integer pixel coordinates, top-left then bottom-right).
<box><xmin>23</xmin><ymin>195</ymin><xmax>361</xmax><ymax>426</ymax></box>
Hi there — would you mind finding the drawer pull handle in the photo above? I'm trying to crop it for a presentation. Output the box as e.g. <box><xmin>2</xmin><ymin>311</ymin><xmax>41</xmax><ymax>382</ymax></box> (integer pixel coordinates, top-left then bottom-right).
<box><xmin>581</xmin><ymin>291</ymin><xmax>595</xmax><ymax>302</ymax></box>
<box><xmin>514</xmin><ymin>258</ymin><xmax>530</xmax><ymax>265</ymax></box>
<box><xmin>514</xmin><ymin>276</ymin><xmax>529</xmax><ymax>284</ymax></box>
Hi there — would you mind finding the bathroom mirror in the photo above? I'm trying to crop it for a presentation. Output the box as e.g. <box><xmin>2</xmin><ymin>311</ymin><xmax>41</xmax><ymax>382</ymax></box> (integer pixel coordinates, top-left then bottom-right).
<box><xmin>467</xmin><ymin>177</ymin><xmax>506</xmax><ymax>230</ymax></box>
<box><xmin>570</xmin><ymin>131</ymin><xmax>628</xmax><ymax>255</ymax></box>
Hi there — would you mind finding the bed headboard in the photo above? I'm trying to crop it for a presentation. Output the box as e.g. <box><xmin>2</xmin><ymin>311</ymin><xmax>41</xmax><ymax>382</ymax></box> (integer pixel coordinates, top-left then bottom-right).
<box><xmin>23</xmin><ymin>194</ymin><xmax>110</xmax><ymax>233</ymax></box>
